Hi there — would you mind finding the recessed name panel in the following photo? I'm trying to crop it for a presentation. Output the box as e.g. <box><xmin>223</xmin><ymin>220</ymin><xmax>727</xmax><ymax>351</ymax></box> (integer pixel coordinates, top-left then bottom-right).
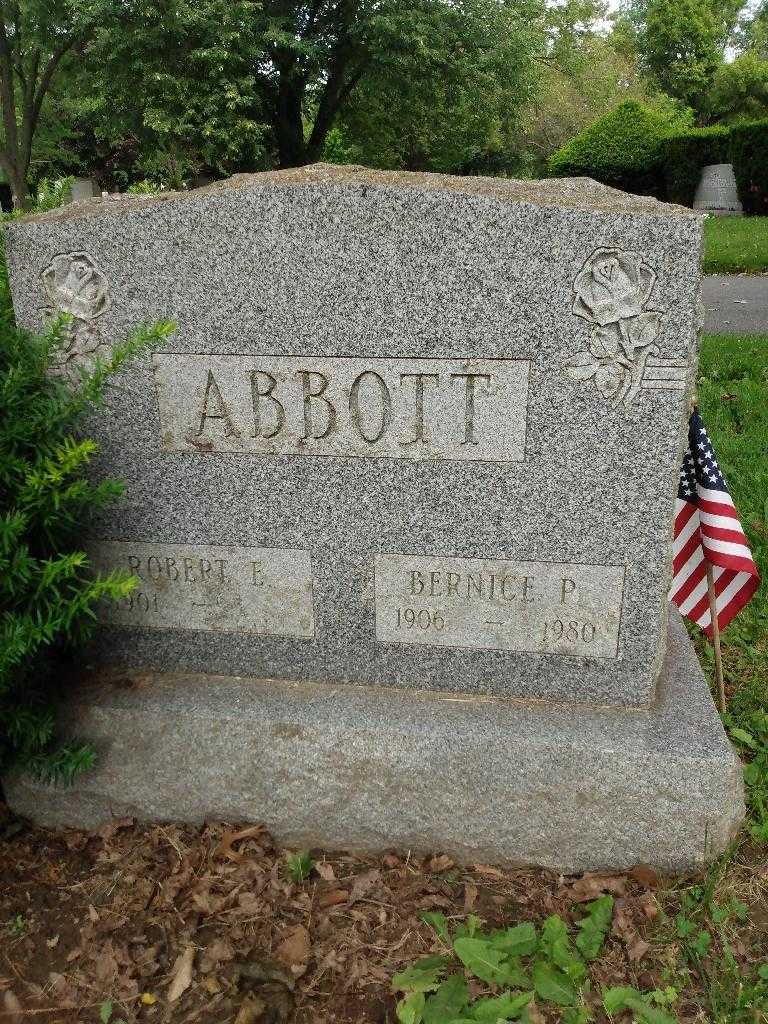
<box><xmin>153</xmin><ymin>353</ymin><xmax>530</xmax><ymax>462</ymax></box>
<box><xmin>374</xmin><ymin>554</ymin><xmax>625</xmax><ymax>658</ymax></box>
<box><xmin>89</xmin><ymin>541</ymin><xmax>315</xmax><ymax>638</ymax></box>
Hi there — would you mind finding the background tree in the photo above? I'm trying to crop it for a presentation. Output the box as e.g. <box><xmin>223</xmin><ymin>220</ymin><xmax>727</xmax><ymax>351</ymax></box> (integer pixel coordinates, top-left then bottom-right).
<box><xmin>82</xmin><ymin>0</ymin><xmax>269</xmax><ymax>189</ymax></box>
<box><xmin>327</xmin><ymin>0</ymin><xmax>544</xmax><ymax>173</ymax></box>
<box><xmin>613</xmin><ymin>0</ymin><xmax>742</xmax><ymax>117</ymax></box>
<box><xmin>642</xmin><ymin>0</ymin><xmax>740</xmax><ymax>114</ymax></box>
<box><xmin>517</xmin><ymin>0</ymin><xmax>685</xmax><ymax>174</ymax></box>
<box><xmin>82</xmin><ymin>0</ymin><xmax>550</xmax><ymax>179</ymax></box>
<box><xmin>708</xmin><ymin>49</ymin><xmax>768</xmax><ymax>121</ymax></box>
<box><xmin>0</xmin><ymin>1</ymin><xmax>105</xmax><ymax>207</ymax></box>
<box><xmin>518</xmin><ymin>36</ymin><xmax>683</xmax><ymax>174</ymax></box>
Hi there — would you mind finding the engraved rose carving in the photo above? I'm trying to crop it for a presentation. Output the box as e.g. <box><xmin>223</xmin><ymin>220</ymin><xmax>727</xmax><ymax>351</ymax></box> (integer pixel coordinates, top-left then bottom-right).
<box><xmin>41</xmin><ymin>252</ymin><xmax>111</xmax><ymax>321</ymax></box>
<box><xmin>572</xmin><ymin>248</ymin><xmax>656</xmax><ymax>326</ymax></box>
<box><xmin>39</xmin><ymin>252</ymin><xmax>111</xmax><ymax>380</ymax></box>
<box><xmin>563</xmin><ymin>248</ymin><xmax>665</xmax><ymax>410</ymax></box>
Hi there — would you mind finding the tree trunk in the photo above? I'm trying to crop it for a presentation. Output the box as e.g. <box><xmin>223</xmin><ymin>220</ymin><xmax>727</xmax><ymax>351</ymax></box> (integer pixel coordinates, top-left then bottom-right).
<box><xmin>7</xmin><ymin>162</ymin><xmax>28</xmax><ymax>209</ymax></box>
<box><xmin>274</xmin><ymin>74</ymin><xmax>308</xmax><ymax>167</ymax></box>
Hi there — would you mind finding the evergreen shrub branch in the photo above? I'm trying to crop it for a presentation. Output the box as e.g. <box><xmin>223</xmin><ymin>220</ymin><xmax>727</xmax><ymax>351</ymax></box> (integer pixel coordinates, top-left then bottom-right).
<box><xmin>0</xmin><ymin>299</ymin><xmax>175</xmax><ymax>782</ymax></box>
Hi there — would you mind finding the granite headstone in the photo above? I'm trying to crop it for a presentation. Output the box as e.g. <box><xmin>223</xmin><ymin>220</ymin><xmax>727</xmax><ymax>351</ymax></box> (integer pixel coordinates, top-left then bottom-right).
<box><xmin>2</xmin><ymin>165</ymin><xmax>744</xmax><ymax>870</ymax></box>
<box><xmin>693</xmin><ymin>163</ymin><xmax>743</xmax><ymax>216</ymax></box>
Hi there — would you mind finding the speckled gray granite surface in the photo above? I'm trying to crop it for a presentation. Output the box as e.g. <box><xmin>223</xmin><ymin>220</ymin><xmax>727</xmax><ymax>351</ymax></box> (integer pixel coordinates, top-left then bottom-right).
<box><xmin>3</xmin><ymin>612</ymin><xmax>743</xmax><ymax>872</ymax></box>
<box><xmin>3</xmin><ymin>164</ymin><xmax>704</xmax><ymax>707</ymax></box>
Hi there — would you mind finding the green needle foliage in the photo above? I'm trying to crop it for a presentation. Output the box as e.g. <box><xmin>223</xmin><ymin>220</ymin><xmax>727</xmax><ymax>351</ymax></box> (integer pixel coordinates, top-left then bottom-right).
<box><xmin>286</xmin><ymin>851</ymin><xmax>315</xmax><ymax>883</ymax></box>
<box><xmin>0</xmin><ymin>303</ymin><xmax>175</xmax><ymax>781</ymax></box>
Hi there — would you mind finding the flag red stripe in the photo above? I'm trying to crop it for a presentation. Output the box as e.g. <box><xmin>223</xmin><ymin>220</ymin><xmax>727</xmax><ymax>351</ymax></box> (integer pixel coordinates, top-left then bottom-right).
<box><xmin>701</xmin><ymin>574</ymin><xmax>760</xmax><ymax>638</ymax></box>
<box><xmin>686</xmin><ymin>567</ymin><xmax>735</xmax><ymax>624</ymax></box>
<box><xmin>673</xmin><ymin>530</ymin><xmax>703</xmax><ymax>575</ymax></box>
<box><xmin>671</xmin><ymin>559</ymin><xmax>707</xmax><ymax>607</ymax></box>
<box><xmin>700</xmin><ymin>523</ymin><xmax>748</xmax><ymax>546</ymax></box>
<box><xmin>698</xmin><ymin>498</ymin><xmax>739</xmax><ymax>518</ymax></box>
<box><xmin>703</xmin><ymin>550</ymin><xmax>759</xmax><ymax>574</ymax></box>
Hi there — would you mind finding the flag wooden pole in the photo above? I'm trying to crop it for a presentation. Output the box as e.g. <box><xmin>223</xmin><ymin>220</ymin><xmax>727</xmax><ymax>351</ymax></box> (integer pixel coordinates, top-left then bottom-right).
<box><xmin>706</xmin><ymin>562</ymin><xmax>726</xmax><ymax>713</ymax></box>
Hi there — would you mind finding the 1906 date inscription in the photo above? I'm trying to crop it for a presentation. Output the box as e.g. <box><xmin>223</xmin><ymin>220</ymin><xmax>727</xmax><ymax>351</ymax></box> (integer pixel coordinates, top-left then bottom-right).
<box><xmin>374</xmin><ymin>554</ymin><xmax>625</xmax><ymax>658</ymax></box>
<box><xmin>88</xmin><ymin>541</ymin><xmax>315</xmax><ymax>638</ymax></box>
<box><xmin>153</xmin><ymin>354</ymin><xmax>530</xmax><ymax>463</ymax></box>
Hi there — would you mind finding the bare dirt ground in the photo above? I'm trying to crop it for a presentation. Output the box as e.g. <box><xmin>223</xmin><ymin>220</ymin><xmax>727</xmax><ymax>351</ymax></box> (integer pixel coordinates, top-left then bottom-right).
<box><xmin>1</xmin><ymin>809</ymin><xmax>765</xmax><ymax>1023</ymax></box>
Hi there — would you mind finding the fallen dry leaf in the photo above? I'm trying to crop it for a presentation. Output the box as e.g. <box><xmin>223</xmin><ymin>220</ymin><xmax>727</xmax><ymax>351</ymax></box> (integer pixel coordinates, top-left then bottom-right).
<box><xmin>568</xmin><ymin>874</ymin><xmax>628</xmax><ymax>902</ymax></box>
<box><xmin>628</xmin><ymin>937</ymin><xmax>651</xmax><ymax>962</ymax></box>
<box><xmin>417</xmin><ymin>894</ymin><xmax>452</xmax><ymax>910</ymax></box>
<box><xmin>200</xmin><ymin>937</ymin><xmax>235</xmax><ymax>972</ymax></box>
<box><xmin>214</xmin><ymin>824</ymin><xmax>266</xmax><ymax>862</ymax></box>
<box><xmin>349</xmin><ymin>868</ymin><xmax>381</xmax><ymax>904</ymax></box>
<box><xmin>427</xmin><ymin>854</ymin><xmax>454</xmax><ymax>873</ymax></box>
<box><xmin>319</xmin><ymin>889</ymin><xmax>349</xmax><ymax>907</ymax></box>
<box><xmin>167</xmin><ymin>945</ymin><xmax>195</xmax><ymax>1002</ymax></box>
<box><xmin>2</xmin><ymin>991</ymin><xmax>22</xmax><ymax>1018</ymax></box>
<box><xmin>612</xmin><ymin>897</ymin><xmax>650</xmax><ymax>962</ymax></box>
<box><xmin>315</xmin><ymin>861</ymin><xmax>335</xmax><ymax>881</ymax></box>
<box><xmin>95</xmin><ymin>816</ymin><xmax>135</xmax><ymax>842</ymax></box>
<box><xmin>472</xmin><ymin>863</ymin><xmax>506</xmax><ymax>878</ymax></box>
<box><xmin>464</xmin><ymin>881</ymin><xmax>478</xmax><ymax>911</ymax></box>
<box><xmin>525</xmin><ymin>999</ymin><xmax>547</xmax><ymax>1024</ymax></box>
<box><xmin>234</xmin><ymin>996</ymin><xmax>266</xmax><ymax>1024</ymax></box>
<box><xmin>236</xmin><ymin>891</ymin><xmax>262</xmax><ymax>915</ymax></box>
<box><xmin>639</xmin><ymin>892</ymin><xmax>659</xmax><ymax>920</ymax></box>
<box><xmin>275</xmin><ymin>925</ymin><xmax>311</xmax><ymax>968</ymax></box>
<box><xmin>628</xmin><ymin>864</ymin><xmax>662</xmax><ymax>889</ymax></box>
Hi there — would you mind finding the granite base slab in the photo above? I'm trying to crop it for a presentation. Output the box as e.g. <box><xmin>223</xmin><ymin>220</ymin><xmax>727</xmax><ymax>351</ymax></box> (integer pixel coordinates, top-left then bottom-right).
<box><xmin>4</xmin><ymin>613</ymin><xmax>744</xmax><ymax>873</ymax></box>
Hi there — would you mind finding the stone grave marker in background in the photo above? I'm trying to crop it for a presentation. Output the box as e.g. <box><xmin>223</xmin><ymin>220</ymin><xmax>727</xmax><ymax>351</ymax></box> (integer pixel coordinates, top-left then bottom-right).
<box><xmin>2</xmin><ymin>165</ymin><xmax>743</xmax><ymax>871</ymax></box>
<box><xmin>693</xmin><ymin>163</ymin><xmax>743</xmax><ymax>216</ymax></box>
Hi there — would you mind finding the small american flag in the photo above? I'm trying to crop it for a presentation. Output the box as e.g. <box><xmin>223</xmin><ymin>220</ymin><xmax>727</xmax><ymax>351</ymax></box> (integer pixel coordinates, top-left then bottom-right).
<box><xmin>669</xmin><ymin>408</ymin><xmax>759</xmax><ymax>636</ymax></box>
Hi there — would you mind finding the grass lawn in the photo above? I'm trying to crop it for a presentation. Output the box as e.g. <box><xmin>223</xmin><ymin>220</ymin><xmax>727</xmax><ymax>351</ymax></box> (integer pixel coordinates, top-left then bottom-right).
<box><xmin>695</xmin><ymin>333</ymin><xmax>768</xmax><ymax>728</ymax></box>
<box><xmin>0</xmin><ymin>336</ymin><xmax>766</xmax><ymax>1024</ymax></box>
<box><xmin>703</xmin><ymin>216</ymin><xmax>768</xmax><ymax>275</ymax></box>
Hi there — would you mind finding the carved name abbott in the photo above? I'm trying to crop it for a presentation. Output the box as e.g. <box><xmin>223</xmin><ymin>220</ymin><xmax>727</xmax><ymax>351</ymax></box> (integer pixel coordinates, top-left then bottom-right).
<box><xmin>374</xmin><ymin>554</ymin><xmax>625</xmax><ymax>658</ymax></box>
<box><xmin>153</xmin><ymin>354</ymin><xmax>530</xmax><ymax>462</ymax></box>
<box><xmin>88</xmin><ymin>541</ymin><xmax>315</xmax><ymax>638</ymax></box>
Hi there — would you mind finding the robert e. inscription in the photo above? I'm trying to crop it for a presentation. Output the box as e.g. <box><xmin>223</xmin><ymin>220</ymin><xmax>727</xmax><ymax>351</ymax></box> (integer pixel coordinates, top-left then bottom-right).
<box><xmin>375</xmin><ymin>555</ymin><xmax>625</xmax><ymax>658</ymax></box>
<box><xmin>153</xmin><ymin>354</ymin><xmax>530</xmax><ymax>462</ymax></box>
<box><xmin>89</xmin><ymin>541</ymin><xmax>315</xmax><ymax>638</ymax></box>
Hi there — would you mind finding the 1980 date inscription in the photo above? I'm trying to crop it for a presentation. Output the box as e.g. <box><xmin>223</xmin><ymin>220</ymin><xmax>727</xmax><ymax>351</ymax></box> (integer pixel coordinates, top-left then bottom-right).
<box><xmin>153</xmin><ymin>354</ymin><xmax>530</xmax><ymax>463</ymax></box>
<box><xmin>374</xmin><ymin>554</ymin><xmax>625</xmax><ymax>658</ymax></box>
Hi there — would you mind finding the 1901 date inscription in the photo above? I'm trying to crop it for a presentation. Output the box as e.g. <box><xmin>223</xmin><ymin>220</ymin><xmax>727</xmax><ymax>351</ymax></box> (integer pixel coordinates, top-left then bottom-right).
<box><xmin>374</xmin><ymin>554</ymin><xmax>625</xmax><ymax>658</ymax></box>
<box><xmin>153</xmin><ymin>354</ymin><xmax>530</xmax><ymax>462</ymax></box>
<box><xmin>88</xmin><ymin>541</ymin><xmax>315</xmax><ymax>638</ymax></box>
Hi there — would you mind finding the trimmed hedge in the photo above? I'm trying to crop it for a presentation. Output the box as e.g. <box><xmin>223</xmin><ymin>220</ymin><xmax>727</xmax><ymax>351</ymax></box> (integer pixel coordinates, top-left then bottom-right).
<box><xmin>548</xmin><ymin>101</ymin><xmax>672</xmax><ymax>198</ymax></box>
<box><xmin>551</xmin><ymin>103</ymin><xmax>768</xmax><ymax>212</ymax></box>
<box><xmin>662</xmin><ymin>126</ymin><xmax>731</xmax><ymax>206</ymax></box>
<box><xmin>730</xmin><ymin>120</ymin><xmax>768</xmax><ymax>215</ymax></box>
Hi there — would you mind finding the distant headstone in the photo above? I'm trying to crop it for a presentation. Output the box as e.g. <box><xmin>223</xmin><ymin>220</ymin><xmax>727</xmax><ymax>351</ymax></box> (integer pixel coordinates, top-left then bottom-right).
<box><xmin>2</xmin><ymin>166</ymin><xmax>744</xmax><ymax>871</ymax></box>
<box><xmin>69</xmin><ymin>178</ymin><xmax>100</xmax><ymax>203</ymax></box>
<box><xmin>693</xmin><ymin>163</ymin><xmax>743</xmax><ymax>215</ymax></box>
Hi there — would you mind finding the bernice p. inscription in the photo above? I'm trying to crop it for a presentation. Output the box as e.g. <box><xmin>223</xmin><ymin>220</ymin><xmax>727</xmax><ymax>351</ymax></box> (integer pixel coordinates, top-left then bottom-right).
<box><xmin>374</xmin><ymin>554</ymin><xmax>625</xmax><ymax>658</ymax></box>
<box><xmin>40</xmin><ymin>252</ymin><xmax>111</xmax><ymax>377</ymax></box>
<box><xmin>88</xmin><ymin>541</ymin><xmax>315</xmax><ymax>638</ymax></box>
<box><xmin>561</xmin><ymin>248</ymin><xmax>687</xmax><ymax>409</ymax></box>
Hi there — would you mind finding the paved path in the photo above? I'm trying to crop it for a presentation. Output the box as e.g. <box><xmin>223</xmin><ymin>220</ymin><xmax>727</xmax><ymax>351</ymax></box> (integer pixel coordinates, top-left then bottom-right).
<box><xmin>703</xmin><ymin>274</ymin><xmax>768</xmax><ymax>334</ymax></box>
